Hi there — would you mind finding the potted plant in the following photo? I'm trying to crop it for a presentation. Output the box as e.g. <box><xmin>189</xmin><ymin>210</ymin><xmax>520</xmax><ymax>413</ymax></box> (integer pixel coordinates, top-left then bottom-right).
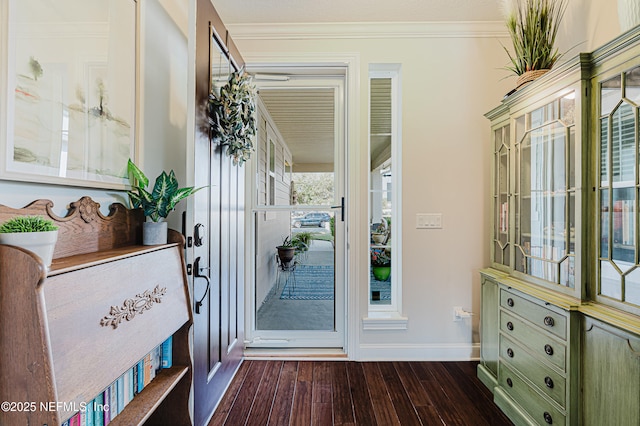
<box><xmin>502</xmin><ymin>0</ymin><xmax>568</xmax><ymax>89</ymax></box>
<box><xmin>208</xmin><ymin>69</ymin><xmax>257</xmax><ymax>165</ymax></box>
<box><xmin>371</xmin><ymin>221</ymin><xmax>388</xmax><ymax>244</ymax></box>
<box><xmin>127</xmin><ymin>159</ymin><xmax>202</xmax><ymax>245</ymax></box>
<box><xmin>370</xmin><ymin>247</ymin><xmax>391</xmax><ymax>281</ymax></box>
<box><xmin>291</xmin><ymin>231</ymin><xmax>312</xmax><ymax>251</ymax></box>
<box><xmin>276</xmin><ymin>236</ymin><xmax>296</xmax><ymax>266</ymax></box>
<box><xmin>0</xmin><ymin>215</ymin><xmax>58</xmax><ymax>269</ymax></box>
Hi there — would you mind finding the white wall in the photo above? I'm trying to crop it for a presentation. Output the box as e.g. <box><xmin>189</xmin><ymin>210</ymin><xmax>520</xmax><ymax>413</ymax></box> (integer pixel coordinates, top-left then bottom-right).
<box><xmin>0</xmin><ymin>0</ymin><xmax>189</xmax><ymax>232</ymax></box>
<box><xmin>228</xmin><ymin>0</ymin><xmax>623</xmax><ymax>360</ymax></box>
<box><xmin>559</xmin><ymin>0</ymin><xmax>621</xmax><ymax>54</ymax></box>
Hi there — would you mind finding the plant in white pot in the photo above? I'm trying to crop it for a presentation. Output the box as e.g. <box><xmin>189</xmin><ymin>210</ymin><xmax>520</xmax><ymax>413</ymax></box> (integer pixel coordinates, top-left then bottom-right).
<box><xmin>0</xmin><ymin>215</ymin><xmax>59</xmax><ymax>269</ymax></box>
<box><xmin>127</xmin><ymin>159</ymin><xmax>202</xmax><ymax>245</ymax></box>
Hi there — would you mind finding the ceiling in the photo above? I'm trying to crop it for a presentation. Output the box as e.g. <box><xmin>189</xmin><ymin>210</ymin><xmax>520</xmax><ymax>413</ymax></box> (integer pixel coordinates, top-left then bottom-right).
<box><xmin>220</xmin><ymin>0</ymin><xmax>504</xmax><ymax>171</ymax></box>
<box><xmin>212</xmin><ymin>0</ymin><xmax>504</xmax><ymax>24</ymax></box>
<box><xmin>259</xmin><ymin>88</ymin><xmax>335</xmax><ymax>171</ymax></box>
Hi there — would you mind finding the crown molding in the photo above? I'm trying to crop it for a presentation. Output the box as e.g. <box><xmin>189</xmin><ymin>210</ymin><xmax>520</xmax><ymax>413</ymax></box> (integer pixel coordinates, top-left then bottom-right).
<box><xmin>227</xmin><ymin>21</ymin><xmax>508</xmax><ymax>41</ymax></box>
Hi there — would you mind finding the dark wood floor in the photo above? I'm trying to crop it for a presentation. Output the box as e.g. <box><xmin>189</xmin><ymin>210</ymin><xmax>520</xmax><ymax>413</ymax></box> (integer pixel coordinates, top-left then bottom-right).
<box><xmin>209</xmin><ymin>360</ymin><xmax>513</xmax><ymax>426</ymax></box>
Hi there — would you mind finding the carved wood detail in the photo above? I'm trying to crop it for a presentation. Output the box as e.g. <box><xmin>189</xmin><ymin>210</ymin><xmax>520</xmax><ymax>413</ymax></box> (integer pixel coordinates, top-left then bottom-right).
<box><xmin>0</xmin><ymin>197</ymin><xmax>143</xmax><ymax>259</ymax></box>
<box><xmin>101</xmin><ymin>285</ymin><xmax>168</xmax><ymax>329</ymax></box>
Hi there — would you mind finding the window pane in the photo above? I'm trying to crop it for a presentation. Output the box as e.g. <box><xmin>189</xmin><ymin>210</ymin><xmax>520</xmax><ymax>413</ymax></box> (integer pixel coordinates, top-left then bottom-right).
<box><xmin>601</xmin><ymin>188</ymin><xmax>610</xmax><ymax>258</ymax></box>
<box><xmin>369</xmin><ymin>72</ymin><xmax>396</xmax><ymax>308</ymax></box>
<box><xmin>494</xmin><ymin>128</ymin><xmax>503</xmax><ymax>151</ymax></box>
<box><xmin>560</xmin><ymin>92</ymin><xmax>575</xmax><ymax>125</ymax></box>
<box><xmin>624</xmin><ymin>66</ymin><xmax>640</xmax><ymax>104</ymax></box>
<box><xmin>569</xmin><ymin>127</ymin><xmax>576</xmax><ymax>189</ymax></box>
<box><xmin>520</xmin><ymin>117</ymin><xmax>571</xmax><ymax>285</ymax></box>
<box><xmin>611</xmin><ymin>103</ymin><xmax>635</xmax><ymax>184</ymax></box>
<box><xmin>269</xmin><ymin>140</ymin><xmax>275</xmax><ymax>173</ymax></box>
<box><xmin>612</xmin><ymin>187</ymin><xmax>635</xmax><ymax>265</ymax></box>
<box><xmin>568</xmin><ymin>192</ymin><xmax>575</xmax><ymax>254</ymax></box>
<box><xmin>602</xmin><ymin>75</ymin><xmax>622</xmax><ymax>116</ymax></box>
<box><xmin>625</xmin><ymin>268</ymin><xmax>640</xmax><ymax>305</ymax></box>
<box><xmin>601</xmin><ymin>117</ymin><xmax>609</xmax><ymax>184</ymax></box>
<box><xmin>601</xmin><ymin>261</ymin><xmax>622</xmax><ymax>299</ymax></box>
<box><xmin>560</xmin><ymin>256</ymin><xmax>575</xmax><ymax>288</ymax></box>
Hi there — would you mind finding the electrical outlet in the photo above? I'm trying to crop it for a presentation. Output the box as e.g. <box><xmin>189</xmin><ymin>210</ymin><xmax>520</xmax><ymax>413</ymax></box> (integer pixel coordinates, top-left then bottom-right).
<box><xmin>453</xmin><ymin>306</ymin><xmax>463</xmax><ymax>322</ymax></box>
<box><xmin>453</xmin><ymin>306</ymin><xmax>472</xmax><ymax>321</ymax></box>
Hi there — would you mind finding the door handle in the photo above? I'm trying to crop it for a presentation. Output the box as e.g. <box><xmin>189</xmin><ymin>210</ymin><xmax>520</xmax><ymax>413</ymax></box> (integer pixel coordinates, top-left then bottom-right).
<box><xmin>194</xmin><ymin>223</ymin><xmax>204</xmax><ymax>247</ymax></box>
<box><xmin>331</xmin><ymin>197</ymin><xmax>345</xmax><ymax>222</ymax></box>
<box><xmin>193</xmin><ymin>256</ymin><xmax>211</xmax><ymax>314</ymax></box>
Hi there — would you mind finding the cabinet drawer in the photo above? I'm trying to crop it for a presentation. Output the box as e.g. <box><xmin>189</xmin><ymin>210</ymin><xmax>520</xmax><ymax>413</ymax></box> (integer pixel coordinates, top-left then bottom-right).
<box><xmin>500</xmin><ymin>288</ymin><xmax>567</xmax><ymax>340</ymax></box>
<box><xmin>500</xmin><ymin>334</ymin><xmax>566</xmax><ymax>407</ymax></box>
<box><xmin>500</xmin><ymin>310</ymin><xmax>566</xmax><ymax>371</ymax></box>
<box><xmin>499</xmin><ymin>362</ymin><xmax>566</xmax><ymax>426</ymax></box>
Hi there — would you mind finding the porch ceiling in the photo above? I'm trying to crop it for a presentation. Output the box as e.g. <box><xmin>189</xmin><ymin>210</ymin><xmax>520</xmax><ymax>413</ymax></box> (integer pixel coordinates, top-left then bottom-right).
<box><xmin>259</xmin><ymin>88</ymin><xmax>335</xmax><ymax>171</ymax></box>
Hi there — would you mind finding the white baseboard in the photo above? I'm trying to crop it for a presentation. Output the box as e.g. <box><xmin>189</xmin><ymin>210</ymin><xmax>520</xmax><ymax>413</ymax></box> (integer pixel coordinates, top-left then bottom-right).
<box><xmin>357</xmin><ymin>343</ymin><xmax>480</xmax><ymax>361</ymax></box>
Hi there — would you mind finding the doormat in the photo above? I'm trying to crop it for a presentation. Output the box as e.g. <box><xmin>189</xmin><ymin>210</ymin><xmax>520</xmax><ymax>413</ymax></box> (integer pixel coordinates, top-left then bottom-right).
<box><xmin>279</xmin><ymin>265</ymin><xmax>391</xmax><ymax>301</ymax></box>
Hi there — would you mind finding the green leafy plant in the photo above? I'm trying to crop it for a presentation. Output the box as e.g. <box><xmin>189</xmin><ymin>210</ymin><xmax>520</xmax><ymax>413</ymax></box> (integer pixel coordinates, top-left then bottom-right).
<box><xmin>278</xmin><ymin>236</ymin><xmax>294</xmax><ymax>248</ymax></box>
<box><xmin>330</xmin><ymin>216</ymin><xmax>335</xmax><ymax>237</ymax></box>
<box><xmin>0</xmin><ymin>216</ymin><xmax>58</xmax><ymax>233</ymax></box>
<box><xmin>127</xmin><ymin>159</ymin><xmax>202</xmax><ymax>222</ymax></box>
<box><xmin>502</xmin><ymin>0</ymin><xmax>568</xmax><ymax>75</ymax></box>
<box><xmin>293</xmin><ymin>231</ymin><xmax>312</xmax><ymax>246</ymax></box>
<box><xmin>291</xmin><ymin>231</ymin><xmax>312</xmax><ymax>252</ymax></box>
<box><xmin>208</xmin><ymin>69</ymin><xmax>257</xmax><ymax>165</ymax></box>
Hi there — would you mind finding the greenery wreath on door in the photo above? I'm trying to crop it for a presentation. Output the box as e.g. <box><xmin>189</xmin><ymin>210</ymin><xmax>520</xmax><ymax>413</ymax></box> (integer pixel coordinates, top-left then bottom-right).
<box><xmin>208</xmin><ymin>69</ymin><xmax>257</xmax><ymax>165</ymax></box>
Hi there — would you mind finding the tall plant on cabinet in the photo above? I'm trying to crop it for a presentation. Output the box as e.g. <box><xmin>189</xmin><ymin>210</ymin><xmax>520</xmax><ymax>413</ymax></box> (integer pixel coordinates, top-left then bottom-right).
<box><xmin>501</xmin><ymin>0</ymin><xmax>568</xmax><ymax>89</ymax></box>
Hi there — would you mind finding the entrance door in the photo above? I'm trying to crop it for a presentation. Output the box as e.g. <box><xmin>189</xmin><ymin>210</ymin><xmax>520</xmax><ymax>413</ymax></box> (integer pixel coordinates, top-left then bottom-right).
<box><xmin>246</xmin><ymin>72</ymin><xmax>347</xmax><ymax>349</ymax></box>
<box><xmin>190</xmin><ymin>11</ymin><xmax>244</xmax><ymax>425</ymax></box>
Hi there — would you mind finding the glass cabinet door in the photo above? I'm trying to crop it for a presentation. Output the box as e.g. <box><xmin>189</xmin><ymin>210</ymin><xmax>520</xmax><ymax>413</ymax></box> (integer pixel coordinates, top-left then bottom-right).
<box><xmin>598</xmin><ymin>67</ymin><xmax>640</xmax><ymax>308</ymax></box>
<box><xmin>493</xmin><ymin>124</ymin><xmax>511</xmax><ymax>267</ymax></box>
<box><xmin>515</xmin><ymin>93</ymin><xmax>576</xmax><ymax>287</ymax></box>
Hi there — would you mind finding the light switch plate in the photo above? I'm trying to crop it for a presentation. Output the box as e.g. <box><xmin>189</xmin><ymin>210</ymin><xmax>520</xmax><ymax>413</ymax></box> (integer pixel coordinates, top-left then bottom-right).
<box><xmin>416</xmin><ymin>213</ymin><xmax>442</xmax><ymax>229</ymax></box>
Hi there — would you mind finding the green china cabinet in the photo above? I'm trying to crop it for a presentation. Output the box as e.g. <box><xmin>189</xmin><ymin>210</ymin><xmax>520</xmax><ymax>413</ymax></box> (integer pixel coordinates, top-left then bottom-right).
<box><xmin>481</xmin><ymin>28</ymin><xmax>640</xmax><ymax>426</ymax></box>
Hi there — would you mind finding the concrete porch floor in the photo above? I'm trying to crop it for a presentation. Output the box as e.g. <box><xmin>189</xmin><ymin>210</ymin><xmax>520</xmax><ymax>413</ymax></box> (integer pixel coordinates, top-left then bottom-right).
<box><xmin>256</xmin><ymin>239</ymin><xmax>335</xmax><ymax>330</ymax></box>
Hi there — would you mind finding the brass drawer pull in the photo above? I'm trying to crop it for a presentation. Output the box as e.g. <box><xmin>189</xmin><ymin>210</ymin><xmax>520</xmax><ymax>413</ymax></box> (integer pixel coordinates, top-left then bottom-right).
<box><xmin>506</xmin><ymin>377</ymin><xmax>513</xmax><ymax>387</ymax></box>
<box><xmin>544</xmin><ymin>411</ymin><xmax>553</xmax><ymax>424</ymax></box>
<box><xmin>544</xmin><ymin>316</ymin><xmax>555</xmax><ymax>327</ymax></box>
<box><xmin>544</xmin><ymin>376</ymin><xmax>554</xmax><ymax>389</ymax></box>
<box><xmin>507</xmin><ymin>348</ymin><xmax>514</xmax><ymax>358</ymax></box>
<box><xmin>544</xmin><ymin>344</ymin><xmax>554</xmax><ymax>356</ymax></box>
<box><xmin>507</xmin><ymin>297</ymin><xmax>514</xmax><ymax>307</ymax></box>
<box><xmin>506</xmin><ymin>321</ymin><xmax>514</xmax><ymax>331</ymax></box>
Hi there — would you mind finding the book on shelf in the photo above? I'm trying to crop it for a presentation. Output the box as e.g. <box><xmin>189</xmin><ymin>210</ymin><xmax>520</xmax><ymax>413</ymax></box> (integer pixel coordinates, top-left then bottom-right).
<box><xmin>102</xmin><ymin>387</ymin><xmax>110</xmax><ymax>425</ymax></box>
<box><xmin>162</xmin><ymin>335</ymin><xmax>173</xmax><ymax>368</ymax></box>
<box><xmin>136</xmin><ymin>359</ymin><xmax>144</xmax><ymax>394</ymax></box>
<box><xmin>85</xmin><ymin>397</ymin><xmax>94</xmax><ymax>426</ymax></box>
<box><xmin>63</xmin><ymin>336</ymin><xmax>174</xmax><ymax>426</ymax></box>
<box><xmin>94</xmin><ymin>393</ymin><xmax>104</xmax><ymax>426</ymax></box>
<box><xmin>109</xmin><ymin>380</ymin><xmax>118</xmax><ymax>419</ymax></box>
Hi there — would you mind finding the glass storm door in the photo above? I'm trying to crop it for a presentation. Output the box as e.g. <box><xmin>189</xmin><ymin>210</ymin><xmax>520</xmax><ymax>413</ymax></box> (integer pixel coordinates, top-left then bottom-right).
<box><xmin>246</xmin><ymin>74</ymin><xmax>346</xmax><ymax>349</ymax></box>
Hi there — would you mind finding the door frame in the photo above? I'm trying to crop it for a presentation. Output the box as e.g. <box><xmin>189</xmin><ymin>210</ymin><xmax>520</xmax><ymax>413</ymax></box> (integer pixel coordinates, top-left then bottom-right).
<box><xmin>242</xmin><ymin>54</ymin><xmax>361</xmax><ymax>357</ymax></box>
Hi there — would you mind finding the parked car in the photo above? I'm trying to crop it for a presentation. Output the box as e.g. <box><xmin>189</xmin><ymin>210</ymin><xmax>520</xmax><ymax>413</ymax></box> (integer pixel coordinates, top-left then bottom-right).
<box><xmin>292</xmin><ymin>212</ymin><xmax>331</xmax><ymax>228</ymax></box>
